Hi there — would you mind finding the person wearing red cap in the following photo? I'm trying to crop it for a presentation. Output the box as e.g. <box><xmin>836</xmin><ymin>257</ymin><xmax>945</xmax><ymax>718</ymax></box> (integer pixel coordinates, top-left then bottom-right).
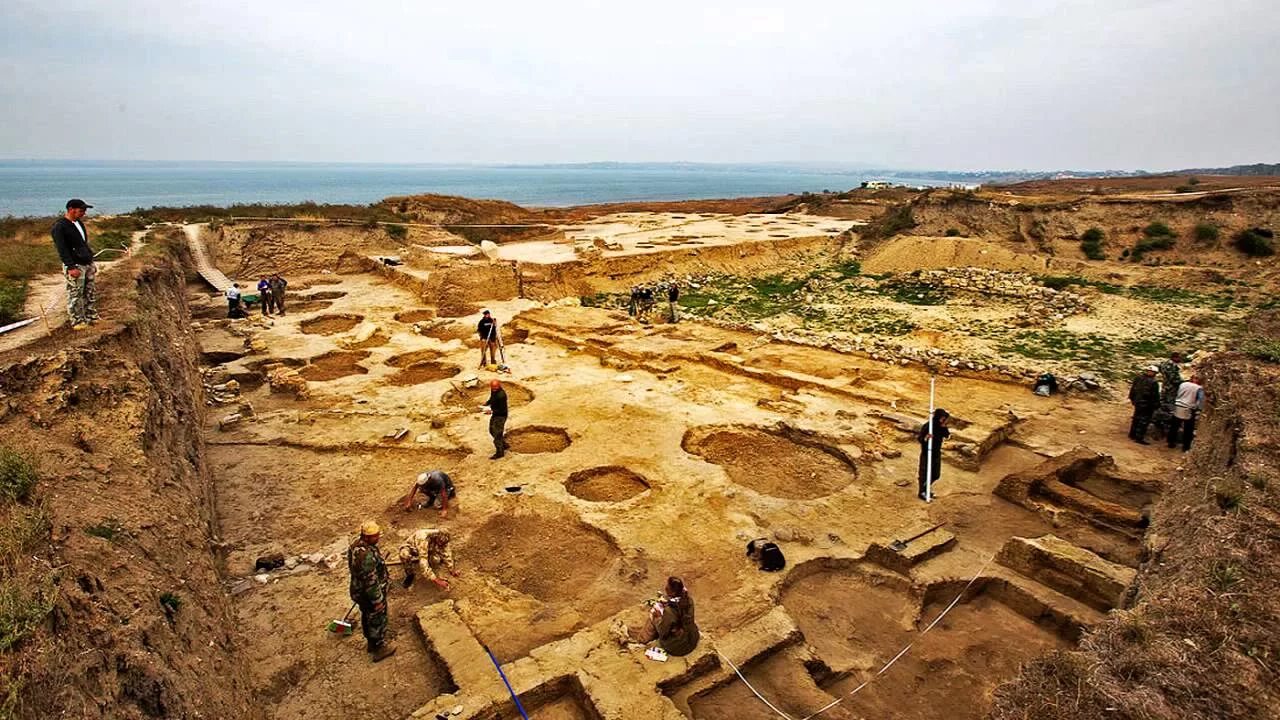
<box><xmin>481</xmin><ymin>379</ymin><xmax>509</xmax><ymax>459</ymax></box>
<box><xmin>51</xmin><ymin>199</ymin><xmax>98</xmax><ymax>330</ymax></box>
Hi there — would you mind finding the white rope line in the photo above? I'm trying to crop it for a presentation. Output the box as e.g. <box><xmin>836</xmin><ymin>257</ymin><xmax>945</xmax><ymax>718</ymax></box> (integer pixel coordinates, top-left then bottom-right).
<box><xmin>715</xmin><ymin>649</ymin><xmax>797</xmax><ymax>720</ymax></box>
<box><xmin>712</xmin><ymin>553</ymin><xmax>997</xmax><ymax>720</ymax></box>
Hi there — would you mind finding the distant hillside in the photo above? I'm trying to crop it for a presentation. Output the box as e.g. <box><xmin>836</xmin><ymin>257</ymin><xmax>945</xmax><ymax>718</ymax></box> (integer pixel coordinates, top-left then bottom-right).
<box><xmin>1171</xmin><ymin>163</ymin><xmax>1280</xmax><ymax>176</ymax></box>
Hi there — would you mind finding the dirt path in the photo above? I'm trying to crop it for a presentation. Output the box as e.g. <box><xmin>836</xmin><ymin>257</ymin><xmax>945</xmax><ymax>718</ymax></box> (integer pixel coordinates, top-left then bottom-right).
<box><xmin>0</xmin><ymin>228</ymin><xmax>148</xmax><ymax>354</ymax></box>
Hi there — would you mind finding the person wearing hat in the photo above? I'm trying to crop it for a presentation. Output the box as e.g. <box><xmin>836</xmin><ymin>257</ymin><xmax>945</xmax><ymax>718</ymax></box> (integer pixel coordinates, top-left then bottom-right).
<box><xmin>1128</xmin><ymin>365</ymin><xmax>1161</xmax><ymax>444</ymax></box>
<box><xmin>397</xmin><ymin>527</ymin><xmax>458</xmax><ymax>591</ymax></box>
<box><xmin>51</xmin><ymin>199</ymin><xmax>98</xmax><ymax>330</ymax></box>
<box><xmin>917</xmin><ymin>408</ymin><xmax>951</xmax><ymax>501</ymax></box>
<box><xmin>477</xmin><ymin>309</ymin><xmax>500</xmax><ymax>367</ymax></box>
<box><xmin>347</xmin><ymin>520</ymin><xmax>396</xmax><ymax>661</ymax></box>
<box><xmin>481</xmin><ymin>379</ymin><xmax>509</xmax><ymax>459</ymax></box>
<box><xmin>402</xmin><ymin>469</ymin><xmax>456</xmax><ymax>517</ymax></box>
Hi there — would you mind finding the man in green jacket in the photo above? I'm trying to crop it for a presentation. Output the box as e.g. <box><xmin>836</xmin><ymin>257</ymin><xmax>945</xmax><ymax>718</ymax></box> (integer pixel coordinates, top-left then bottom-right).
<box><xmin>347</xmin><ymin>520</ymin><xmax>396</xmax><ymax>661</ymax></box>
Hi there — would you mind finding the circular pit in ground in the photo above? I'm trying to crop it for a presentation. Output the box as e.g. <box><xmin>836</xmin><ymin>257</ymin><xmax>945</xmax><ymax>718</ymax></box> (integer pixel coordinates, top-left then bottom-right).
<box><xmin>298</xmin><ymin>350</ymin><xmax>370</xmax><ymax>381</ymax></box>
<box><xmin>440</xmin><ymin>382</ymin><xmax>534</xmax><ymax>408</ymax></box>
<box><xmin>302</xmin><ymin>290</ymin><xmax>347</xmax><ymax>300</ymax></box>
<box><xmin>565</xmin><ymin>466</ymin><xmax>649</xmax><ymax>502</ymax></box>
<box><xmin>463</xmin><ymin>513</ymin><xmax>618</xmax><ymax>602</ymax></box>
<box><xmin>385</xmin><ymin>348</ymin><xmax>446</xmax><ymax>368</ymax></box>
<box><xmin>394</xmin><ymin>309</ymin><xmax>437</xmax><ymax>324</ymax></box>
<box><xmin>388</xmin><ymin>361</ymin><xmax>461</xmax><ymax>385</ymax></box>
<box><xmin>683</xmin><ymin>425</ymin><xmax>857</xmax><ymax>499</ymax></box>
<box><xmin>505</xmin><ymin>426</ymin><xmax>571</xmax><ymax>454</ymax></box>
<box><xmin>299</xmin><ymin>313</ymin><xmax>363</xmax><ymax>335</ymax></box>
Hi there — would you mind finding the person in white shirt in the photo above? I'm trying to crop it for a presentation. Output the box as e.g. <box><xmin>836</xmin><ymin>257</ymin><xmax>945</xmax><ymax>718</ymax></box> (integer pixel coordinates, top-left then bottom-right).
<box><xmin>1167</xmin><ymin>375</ymin><xmax>1205</xmax><ymax>452</ymax></box>
<box><xmin>225</xmin><ymin>283</ymin><xmax>244</xmax><ymax>318</ymax></box>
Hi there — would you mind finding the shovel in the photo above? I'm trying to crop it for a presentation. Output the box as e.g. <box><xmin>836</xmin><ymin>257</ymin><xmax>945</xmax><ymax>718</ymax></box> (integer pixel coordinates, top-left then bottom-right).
<box><xmin>889</xmin><ymin>523</ymin><xmax>944</xmax><ymax>553</ymax></box>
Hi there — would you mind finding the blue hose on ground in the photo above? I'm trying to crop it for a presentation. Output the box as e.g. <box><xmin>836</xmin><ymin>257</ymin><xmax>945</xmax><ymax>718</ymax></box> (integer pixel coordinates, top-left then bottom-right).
<box><xmin>483</xmin><ymin>645</ymin><xmax>530</xmax><ymax>720</ymax></box>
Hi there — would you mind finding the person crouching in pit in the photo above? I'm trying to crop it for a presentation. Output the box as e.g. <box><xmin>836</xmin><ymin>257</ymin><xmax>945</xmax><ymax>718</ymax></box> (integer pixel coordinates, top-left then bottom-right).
<box><xmin>398</xmin><ymin>528</ymin><xmax>458</xmax><ymax>591</ymax></box>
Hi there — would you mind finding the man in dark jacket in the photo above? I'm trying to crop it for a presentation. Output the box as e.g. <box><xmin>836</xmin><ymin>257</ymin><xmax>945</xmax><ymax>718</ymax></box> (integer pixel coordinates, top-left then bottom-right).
<box><xmin>1128</xmin><ymin>365</ymin><xmax>1161</xmax><ymax>444</ymax></box>
<box><xmin>917</xmin><ymin>408</ymin><xmax>951</xmax><ymax>501</ymax></box>
<box><xmin>269</xmin><ymin>274</ymin><xmax>288</xmax><ymax>315</ymax></box>
<box><xmin>482</xmin><ymin>379</ymin><xmax>509</xmax><ymax>459</ymax></box>
<box><xmin>51</xmin><ymin>199</ymin><xmax>98</xmax><ymax>329</ymax></box>
<box><xmin>477</xmin><ymin>310</ymin><xmax>500</xmax><ymax>367</ymax></box>
<box><xmin>667</xmin><ymin>283</ymin><xmax>680</xmax><ymax>323</ymax></box>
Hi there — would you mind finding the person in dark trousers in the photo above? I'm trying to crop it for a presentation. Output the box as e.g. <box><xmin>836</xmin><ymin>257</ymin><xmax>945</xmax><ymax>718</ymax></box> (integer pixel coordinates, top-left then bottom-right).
<box><xmin>628</xmin><ymin>286</ymin><xmax>638</xmax><ymax>317</ymax></box>
<box><xmin>1128</xmin><ymin>366</ymin><xmax>1161</xmax><ymax>444</ymax></box>
<box><xmin>667</xmin><ymin>283</ymin><xmax>680</xmax><ymax>323</ymax></box>
<box><xmin>403</xmin><ymin>469</ymin><xmax>456</xmax><ymax>518</ymax></box>
<box><xmin>917</xmin><ymin>408</ymin><xmax>950</xmax><ymax>501</ymax></box>
<box><xmin>1153</xmin><ymin>352</ymin><xmax>1184</xmax><ymax>438</ymax></box>
<box><xmin>225</xmin><ymin>283</ymin><xmax>246</xmax><ymax>318</ymax></box>
<box><xmin>269</xmin><ymin>273</ymin><xmax>288</xmax><ymax>315</ymax></box>
<box><xmin>482</xmin><ymin>379</ymin><xmax>508</xmax><ymax>459</ymax></box>
<box><xmin>477</xmin><ymin>310</ymin><xmax>500</xmax><ymax>367</ymax></box>
<box><xmin>1167</xmin><ymin>375</ymin><xmax>1205</xmax><ymax>452</ymax></box>
<box><xmin>347</xmin><ymin>520</ymin><xmax>395</xmax><ymax>662</ymax></box>
<box><xmin>51</xmin><ymin>199</ymin><xmax>98</xmax><ymax>330</ymax></box>
<box><xmin>256</xmin><ymin>277</ymin><xmax>273</xmax><ymax>316</ymax></box>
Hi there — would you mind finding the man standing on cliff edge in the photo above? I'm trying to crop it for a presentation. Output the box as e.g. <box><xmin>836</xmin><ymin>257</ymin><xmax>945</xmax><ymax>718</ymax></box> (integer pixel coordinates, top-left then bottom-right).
<box><xmin>51</xmin><ymin>199</ymin><xmax>98</xmax><ymax>330</ymax></box>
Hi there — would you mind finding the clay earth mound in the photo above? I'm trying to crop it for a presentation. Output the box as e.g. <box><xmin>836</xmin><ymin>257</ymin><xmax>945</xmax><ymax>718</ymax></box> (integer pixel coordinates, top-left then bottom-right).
<box><xmin>388</xmin><ymin>361</ymin><xmax>461</xmax><ymax>385</ymax></box>
<box><xmin>683</xmin><ymin>426</ymin><xmax>857</xmax><ymax>499</ymax></box>
<box><xmin>385</xmin><ymin>348</ymin><xmax>446</xmax><ymax>368</ymax></box>
<box><xmin>393</xmin><ymin>309</ymin><xmax>437</xmax><ymax>324</ymax></box>
<box><xmin>505</xmin><ymin>426</ymin><xmax>571</xmax><ymax>454</ymax></box>
<box><xmin>298</xmin><ymin>350</ymin><xmax>371</xmax><ymax>381</ymax></box>
<box><xmin>299</xmin><ymin>313</ymin><xmax>363</xmax><ymax>335</ymax></box>
<box><xmin>440</xmin><ymin>382</ymin><xmax>534</xmax><ymax>408</ymax></box>
<box><xmin>564</xmin><ymin>466</ymin><xmax>650</xmax><ymax>502</ymax></box>
<box><xmin>463</xmin><ymin>513</ymin><xmax>618</xmax><ymax>603</ymax></box>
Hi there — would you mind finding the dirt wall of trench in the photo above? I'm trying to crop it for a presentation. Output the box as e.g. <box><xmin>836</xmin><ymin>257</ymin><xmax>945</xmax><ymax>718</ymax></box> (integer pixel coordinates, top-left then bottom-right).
<box><xmin>211</xmin><ymin>220</ymin><xmax>457</xmax><ymax>278</ymax></box>
<box><xmin>0</xmin><ymin>248</ymin><xmax>259</xmax><ymax>719</ymax></box>
<box><xmin>989</xmin><ymin>346</ymin><xmax>1280</xmax><ymax>720</ymax></box>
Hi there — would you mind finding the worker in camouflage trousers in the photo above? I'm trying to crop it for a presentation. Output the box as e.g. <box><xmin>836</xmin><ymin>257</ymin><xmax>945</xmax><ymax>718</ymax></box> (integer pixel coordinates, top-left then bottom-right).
<box><xmin>347</xmin><ymin>520</ymin><xmax>396</xmax><ymax>661</ymax></box>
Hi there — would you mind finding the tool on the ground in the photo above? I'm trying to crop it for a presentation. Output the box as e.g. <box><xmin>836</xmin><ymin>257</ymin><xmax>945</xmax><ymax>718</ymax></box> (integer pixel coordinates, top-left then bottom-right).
<box><xmin>483</xmin><ymin>645</ymin><xmax>530</xmax><ymax>720</ymax></box>
<box><xmin>889</xmin><ymin>523</ymin><xmax>945</xmax><ymax>552</ymax></box>
<box><xmin>326</xmin><ymin>603</ymin><xmax>357</xmax><ymax>635</ymax></box>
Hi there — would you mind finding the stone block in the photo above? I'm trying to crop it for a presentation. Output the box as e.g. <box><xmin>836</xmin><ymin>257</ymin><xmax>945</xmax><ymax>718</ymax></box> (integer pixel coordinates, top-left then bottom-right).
<box><xmin>997</xmin><ymin>534</ymin><xmax>1136</xmax><ymax>612</ymax></box>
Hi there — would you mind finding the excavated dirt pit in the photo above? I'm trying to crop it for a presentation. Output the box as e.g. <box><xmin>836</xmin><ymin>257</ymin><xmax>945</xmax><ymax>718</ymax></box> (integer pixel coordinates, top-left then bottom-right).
<box><xmin>394</xmin><ymin>309</ymin><xmax>437</xmax><ymax>323</ymax></box>
<box><xmin>388</xmin><ymin>361</ymin><xmax>462</xmax><ymax>385</ymax></box>
<box><xmin>285</xmin><ymin>299</ymin><xmax>333</xmax><ymax>313</ymax></box>
<box><xmin>683</xmin><ymin>426</ymin><xmax>856</xmax><ymax>499</ymax></box>
<box><xmin>778</xmin><ymin>566</ymin><xmax>1071</xmax><ymax>720</ymax></box>
<box><xmin>506</xmin><ymin>425</ymin><xmax>572</xmax><ymax>454</ymax></box>
<box><xmin>299</xmin><ymin>313</ymin><xmax>364</xmax><ymax>335</ymax></box>
<box><xmin>437</xmin><ymin>301</ymin><xmax>481</xmax><ymax>318</ymax></box>
<box><xmin>302</xmin><ymin>290</ymin><xmax>347</xmax><ymax>300</ymax></box>
<box><xmin>298</xmin><ymin>350</ymin><xmax>371</xmax><ymax>381</ymax></box>
<box><xmin>385</xmin><ymin>348</ymin><xmax>446</xmax><ymax>368</ymax></box>
<box><xmin>565</xmin><ymin>466</ymin><xmax>650</xmax><ymax>502</ymax></box>
<box><xmin>441</xmin><ymin>381</ymin><xmax>534</xmax><ymax>408</ymax></box>
<box><xmin>512</xmin><ymin>675</ymin><xmax>601</xmax><ymax>720</ymax></box>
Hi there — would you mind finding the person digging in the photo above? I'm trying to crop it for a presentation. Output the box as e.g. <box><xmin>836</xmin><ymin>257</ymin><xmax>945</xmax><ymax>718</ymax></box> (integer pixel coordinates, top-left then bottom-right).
<box><xmin>403</xmin><ymin>469</ymin><xmax>456</xmax><ymax>518</ymax></box>
<box><xmin>398</xmin><ymin>528</ymin><xmax>459</xmax><ymax>591</ymax></box>
<box><xmin>347</xmin><ymin>520</ymin><xmax>396</xmax><ymax>662</ymax></box>
<box><xmin>917</xmin><ymin>408</ymin><xmax>950</xmax><ymax>502</ymax></box>
<box><xmin>477</xmin><ymin>309</ymin><xmax>502</xmax><ymax>368</ymax></box>
<box><xmin>481</xmin><ymin>379</ymin><xmax>509</xmax><ymax>459</ymax></box>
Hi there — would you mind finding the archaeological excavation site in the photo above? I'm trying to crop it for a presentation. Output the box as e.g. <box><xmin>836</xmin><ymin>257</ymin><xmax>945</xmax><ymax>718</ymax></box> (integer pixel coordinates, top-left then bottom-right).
<box><xmin>2</xmin><ymin>180</ymin><xmax>1278</xmax><ymax>720</ymax></box>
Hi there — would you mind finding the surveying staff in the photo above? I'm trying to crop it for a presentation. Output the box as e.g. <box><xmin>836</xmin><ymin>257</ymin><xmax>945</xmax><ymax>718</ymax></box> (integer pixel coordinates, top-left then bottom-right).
<box><xmin>1167</xmin><ymin>375</ymin><xmax>1204</xmax><ymax>452</ymax></box>
<box><xmin>398</xmin><ymin>528</ymin><xmax>458</xmax><ymax>591</ymax></box>
<box><xmin>917</xmin><ymin>408</ymin><xmax>950</xmax><ymax>501</ymax></box>
<box><xmin>482</xmin><ymin>379</ymin><xmax>509</xmax><ymax>459</ymax></box>
<box><xmin>51</xmin><ymin>199</ymin><xmax>98</xmax><ymax>330</ymax></box>
<box><xmin>347</xmin><ymin>521</ymin><xmax>395</xmax><ymax>661</ymax></box>
<box><xmin>477</xmin><ymin>309</ymin><xmax>501</xmax><ymax>367</ymax></box>
<box><xmin>1128</xmin><ymin>365</ymin><xmax>1160</xmax><ymax>444</ymax></box>
<box><xmin>403</xmin><ymin>469</ymin><xmax>455</xmax><ymax>518</ymax></box>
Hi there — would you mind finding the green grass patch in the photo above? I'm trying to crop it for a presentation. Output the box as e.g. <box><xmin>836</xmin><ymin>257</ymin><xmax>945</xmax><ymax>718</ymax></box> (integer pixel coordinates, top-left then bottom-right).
<box><xmin>999</xmin><ymin>329</ymin><xmax>1115</xmax><ymax>363</ymax></box>
<box><xmin>1246</xmin><ymin>338</ymin><xmax>1280</xmax><ymax>363</ymax></box>
<box><xmin>1193</xmin><ymin>222</ymin><xmax>1220</xmax><ymax>243</ymax></box>
<box><xmin>84</xmin><ymin>518</ymin><xmax>126</xmax><ymax>542</ymax></box>
<box><xmin>1234</xmin><ymin>228</ymin><xmax>1275</xmax><ymax>257</ymax></box>
<box><xmin>384</xmin><ymin>224</ymin><xmax>408</xmax><ymax>241</ymax></box>
<box><xmin>887</xmin><ymin>282</ymin><xmax>947</xmax><ymax>306</ymax></box>
<box><xmin>831</xmin><ymin>259</ymin><xmax>862</xmax><ymax>278</ymax></box>
<box><xmin>0</xmin><ymin>451</ymin><xmax>37</xmax><ymax>505</ymax></box>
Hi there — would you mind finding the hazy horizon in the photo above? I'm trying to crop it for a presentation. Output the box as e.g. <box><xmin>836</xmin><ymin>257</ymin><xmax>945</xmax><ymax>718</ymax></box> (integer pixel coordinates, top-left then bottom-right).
<box><xmin>3</xmin><ymin>1</ymin><xmax>1278</xmax><ymax>170</ymax></box>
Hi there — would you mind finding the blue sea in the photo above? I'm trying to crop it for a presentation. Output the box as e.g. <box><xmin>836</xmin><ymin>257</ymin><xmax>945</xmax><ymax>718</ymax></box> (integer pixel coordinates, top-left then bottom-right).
<box><xmin>0</xmin><ymin>160</ymin><xmax>945</xmax><ymax>217</ymax></box>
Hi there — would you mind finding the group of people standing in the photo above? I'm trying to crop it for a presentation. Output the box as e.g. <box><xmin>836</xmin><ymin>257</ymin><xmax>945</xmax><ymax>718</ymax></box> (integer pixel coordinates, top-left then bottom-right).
<box><xmin>1128</xmin><ymin>352</ymin><xmax>1205</xmax><ymax>451</ymax></box>
<box><xmin>628</xmin><ymin>281</ymin><xmax>680</xmax><ymax>323</ymax></box>
<box><xmin>223</xmin><ymin>274</ymin><xmax>288</xmax><ymax>318</ymax></box>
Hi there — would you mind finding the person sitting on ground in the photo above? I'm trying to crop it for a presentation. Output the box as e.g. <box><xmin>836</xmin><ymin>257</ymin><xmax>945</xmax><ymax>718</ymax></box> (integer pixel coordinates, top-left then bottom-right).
<box><xmin>917</xmin><ymin>408</ymin><xmax>950</xmax><ymax>502</ymax></box>
<box><xmin>225</xmin><ymin>283</ymin><xmax>246</xmax><ymax>318</ymax></box>
<box><xmin>746</xmin><ymin>538</ymin><xmax>786</xmax><ymax>572</ymax></box>
<box><xmin>398</xmin><ymin>527</ymin><xmax>458</xmax><ymax>591</ymax></box>
<box><xmin>403</xmin><ymin>469</ymin><xmax>456</xmax><ymax>518</ymax></box>
<box><xmin>347</xmin><ymin>520</ymin><xmax>395</xmax><ymax>661</ymax></box>
<box><xmin>634</xmin><ymin>576</ymin><xmax>700</xmax><ymax>656</ymax></box>
<box><xmin>1128</xmin><ymin>365</ymin><xmax>1161</xmax><ymax>445</ymax></box>
<box><xmin>481</xmin><ymin>379</ymin><xmax>509</xmax><ymax>459</ymax></box>
<box><xmin>477</xmin><ymin>309</ymin><xmax>500</xmax><ymax>367</ymax></box>
<box><xmin>269</xmin><ymin>273</ymin><xmax>288</xmax><ymax>315</ymax></box>
<box><xmin>1167</xmin><ymin>374</ymin><xmax>1205</xmax><ymax>452</ymax></box>
<box><xmin>256</xmin><ymin>277</ymin><xmax>273</xmax><ymax>317</ymax></box>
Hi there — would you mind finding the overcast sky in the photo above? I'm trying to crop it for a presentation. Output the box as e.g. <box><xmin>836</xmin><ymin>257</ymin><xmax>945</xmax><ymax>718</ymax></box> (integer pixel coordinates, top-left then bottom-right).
<box><xmin>1</xmin><ymin>0</ymin><xmax>1276</xmax><ymax>170</ymax></box>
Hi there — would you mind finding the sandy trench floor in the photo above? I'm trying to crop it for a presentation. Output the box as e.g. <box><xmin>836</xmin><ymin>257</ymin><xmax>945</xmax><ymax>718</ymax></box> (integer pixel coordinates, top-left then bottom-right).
<box><xmin>199</xmin><ymin>270</ymin><xmax>1182</xmax><ymax>720</ymax></box>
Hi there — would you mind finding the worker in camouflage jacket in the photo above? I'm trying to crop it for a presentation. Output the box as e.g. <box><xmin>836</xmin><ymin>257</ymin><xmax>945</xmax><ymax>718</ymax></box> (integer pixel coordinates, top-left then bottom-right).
<box><xmin>347</xmin><ymin>520</ymin><xmax>396</xmax><ymax>661</ymax></box>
